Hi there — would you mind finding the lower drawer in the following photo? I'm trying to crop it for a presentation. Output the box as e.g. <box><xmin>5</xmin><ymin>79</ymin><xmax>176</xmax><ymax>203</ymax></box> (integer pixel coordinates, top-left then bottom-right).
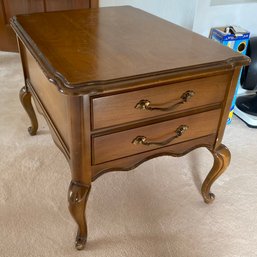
<box><xmin>92</xmin><ymin>109</ymin><xmax>221</xmax><ymax>164</ymax></box>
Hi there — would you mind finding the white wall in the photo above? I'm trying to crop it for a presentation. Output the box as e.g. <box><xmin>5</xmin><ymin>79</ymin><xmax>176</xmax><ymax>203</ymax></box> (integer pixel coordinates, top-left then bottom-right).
<box><xmin>193</xmin><ymin>0</ymin><xmax>257</xmax><ymax>36</ymax></box>
<box><xmin>211</xmin><ymin>0</ymin><xmax>257</xmax><ymax>5</ymax></box>
<box><xmin>100</xmin><ymin>0</ymin><xmax>197</xmax><ymax>30</ymax></box>
<box><xmin>100</xmin><ymin>0</ymin><xmax>257</xmax><ymax>37</ymax></box>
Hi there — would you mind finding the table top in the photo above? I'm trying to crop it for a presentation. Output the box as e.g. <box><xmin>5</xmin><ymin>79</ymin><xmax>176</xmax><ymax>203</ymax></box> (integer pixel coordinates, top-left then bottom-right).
<box><xmin>11</xmin><ymin>6</ymin><xmax>249</xmax><ymax>90</ymax></box>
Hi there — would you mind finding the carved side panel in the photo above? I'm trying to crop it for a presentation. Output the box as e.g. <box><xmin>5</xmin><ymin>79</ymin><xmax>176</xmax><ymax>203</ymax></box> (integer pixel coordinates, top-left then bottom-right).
<box><xmin>45</xmin><ymin>0</ymin><xmax>90</xmax><ymax>11</ymax></box>
<box><xmin>2</xmin><ymin>0</ymin><xmax>45</xmax><ymax>23</ymax></box>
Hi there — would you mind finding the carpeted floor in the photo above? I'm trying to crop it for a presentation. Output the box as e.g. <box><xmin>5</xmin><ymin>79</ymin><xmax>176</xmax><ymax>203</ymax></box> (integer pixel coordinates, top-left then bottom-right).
<box><xmin>0</xmin><ymin>51</ymin><xmax>257</xmax><ymax>257</ymax></box>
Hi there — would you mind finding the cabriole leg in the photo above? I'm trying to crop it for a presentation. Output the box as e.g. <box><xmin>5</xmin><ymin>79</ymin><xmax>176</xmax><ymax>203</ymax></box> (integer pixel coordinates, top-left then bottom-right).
<box><xmin>19</xmin><ymin>86</ymin><xmax>38</xmax><ymax>136</ymax></box>
<box><xmin>201</xmin><ymin>144</ymin><xmax>231</xmax><ymax>204</ymax></box>
<box><xmin>68</xmin><ymin>181</ymin><xmax>91</xmax><ymax>250</ymax></box>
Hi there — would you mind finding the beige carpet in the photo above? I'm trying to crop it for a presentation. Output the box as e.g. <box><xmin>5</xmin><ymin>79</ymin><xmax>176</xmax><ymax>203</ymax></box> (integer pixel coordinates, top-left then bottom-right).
<box><xmin>0</xmin><ymin>51</ymin><xmax>257</xmax><ymax>257</ymax></box>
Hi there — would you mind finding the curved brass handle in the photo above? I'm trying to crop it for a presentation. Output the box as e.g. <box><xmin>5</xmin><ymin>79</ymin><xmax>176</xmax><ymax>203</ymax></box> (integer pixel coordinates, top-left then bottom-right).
<box><xmin>132</xmin><ymin>125</ymin><xmax>189</xmax><ymax>146</ymax></box>
<box><xmin>135</xmin><ymin>90</ymin><xmax>195</xmax><ymax>111</ymax></box>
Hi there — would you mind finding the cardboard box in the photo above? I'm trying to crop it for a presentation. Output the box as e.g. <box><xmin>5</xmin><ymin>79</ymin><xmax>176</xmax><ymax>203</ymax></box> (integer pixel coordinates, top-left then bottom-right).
<box><xmin>210</xmin><ymin>26</ymin><xmax>250</xmax><ymax>124</ymax></box>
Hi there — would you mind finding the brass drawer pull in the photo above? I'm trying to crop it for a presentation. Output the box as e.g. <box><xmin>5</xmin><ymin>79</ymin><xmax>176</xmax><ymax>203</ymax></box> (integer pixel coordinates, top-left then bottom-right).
<box><xmin>135</xmin><ymin>90</ymin><xmax>195</xmax><ymax>111</ymax></box>
<box><xmin>132</xmin><ymin>125</ymin><xmax>189</xmax><ymax>146</ymax></box>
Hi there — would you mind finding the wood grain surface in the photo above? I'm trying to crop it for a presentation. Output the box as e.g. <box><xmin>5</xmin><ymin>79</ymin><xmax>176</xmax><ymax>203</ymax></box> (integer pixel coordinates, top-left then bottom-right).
<box><xmin>11</xmin><ymin>6</ymin><xmax>249</xmax><ymax>88</ymax></box>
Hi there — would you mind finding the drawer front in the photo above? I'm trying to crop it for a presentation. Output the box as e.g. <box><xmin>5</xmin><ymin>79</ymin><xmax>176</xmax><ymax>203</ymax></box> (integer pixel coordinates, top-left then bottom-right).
<box><xmin>92</xmin><ymin>73</ymin><xmax>230</xmax><ymax>129</ymax></box>
<box><xmin>93</xmin><ymin>109</ymin><xmax>221</xmax><ymax>164</ymax></box>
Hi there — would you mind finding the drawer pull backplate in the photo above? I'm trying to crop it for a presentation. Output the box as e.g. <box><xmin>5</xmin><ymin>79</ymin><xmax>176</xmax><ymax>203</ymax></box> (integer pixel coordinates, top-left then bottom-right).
<box><xmin>132</xmin><ymin>125</ymin><xmax>189</xmax><ymax>146</ymax></box>
<box><xmin>135</xmin><ymin>90</ymin><xmax>195</xmax><ymax>111</ymax></box>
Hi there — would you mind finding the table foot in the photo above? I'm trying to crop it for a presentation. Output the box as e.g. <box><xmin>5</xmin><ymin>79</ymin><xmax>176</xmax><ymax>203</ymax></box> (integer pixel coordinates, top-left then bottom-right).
<box><xmin>201</xmin><ymin>144</ymin><xmax>231</xmax><ymax>204</ymax></box>
<box><xmin>19</xmin><ymin>86</ymin><xmax>38</xmax><ymax>136</ymax></box>
<box><xmin>75</xmin><ymin>235</ymin><xmax>87</xmax><ymax>250</ymax></box>
<box><xmin>68</xmin><ymin>181</ymin><xmax>91</xmax><ymax>250</ymax></box>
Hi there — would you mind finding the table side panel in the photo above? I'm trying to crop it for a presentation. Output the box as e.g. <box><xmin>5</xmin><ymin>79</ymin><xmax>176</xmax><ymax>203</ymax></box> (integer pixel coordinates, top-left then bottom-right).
<box><xmin>45</xmin><ymin>0</ymin><xmax>90</xmax><ymax>12</ymax></box>
<box><xmin>92</xmin><ymin>73</ymin><xmax>231</xmax><ymax>129</ymax></box>
<box><xmin>21</xmin><ymin>44</ymin><xmax>70</xmax><ymax>148</ymax></box>
<box><xmin>215</xmin><ymin>67</ymin><xmax>242</xmax><ymax>148</ymax></box>
<box><xmin>68</xmin><ymin>95</ymin><xmax>92</xmax><ymax>184</ymax></box>
<box><xmin>93</xmin><ymin>109</ymin><xmax>221</xmax><ymax>164</ymax></box>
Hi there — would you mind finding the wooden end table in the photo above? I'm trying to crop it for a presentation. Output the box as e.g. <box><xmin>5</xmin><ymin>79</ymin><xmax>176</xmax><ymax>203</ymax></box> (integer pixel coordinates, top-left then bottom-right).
<box><xmin>10</xmin><ymin>6</ymin><xmax>249</xmax><ymax>250</ymax></box>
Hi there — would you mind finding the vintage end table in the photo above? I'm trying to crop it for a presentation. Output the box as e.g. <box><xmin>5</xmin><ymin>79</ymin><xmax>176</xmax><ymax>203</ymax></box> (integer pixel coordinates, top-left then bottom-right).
<box><xmin>11</xmin><ymin>6</ymin><xmax>249</xmax><ymax>250</ymax></box>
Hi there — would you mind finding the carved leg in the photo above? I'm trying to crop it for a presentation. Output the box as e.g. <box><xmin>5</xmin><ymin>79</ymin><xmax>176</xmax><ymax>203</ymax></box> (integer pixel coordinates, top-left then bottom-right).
<box><xmin>68</xmin><ymin>181</ymin><xmax>91</xmax><ymax>250</ymax></box>
<box><xmin>19</xmin><ymin>86</ymin><xmax>38</xmax><ymax>136</ymax></box>
<box><xmin>201</xmin><ymin>144</ymin><xmax>231</xmax><ymax>204</ymax></box>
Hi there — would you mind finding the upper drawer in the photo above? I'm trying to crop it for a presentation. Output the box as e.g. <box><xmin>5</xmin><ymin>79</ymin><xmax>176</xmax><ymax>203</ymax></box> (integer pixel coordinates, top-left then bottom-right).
<box><xmin>92</xmin><ymin>73</ymin><xmax>230</xmax><ymax>129</ymax></box>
